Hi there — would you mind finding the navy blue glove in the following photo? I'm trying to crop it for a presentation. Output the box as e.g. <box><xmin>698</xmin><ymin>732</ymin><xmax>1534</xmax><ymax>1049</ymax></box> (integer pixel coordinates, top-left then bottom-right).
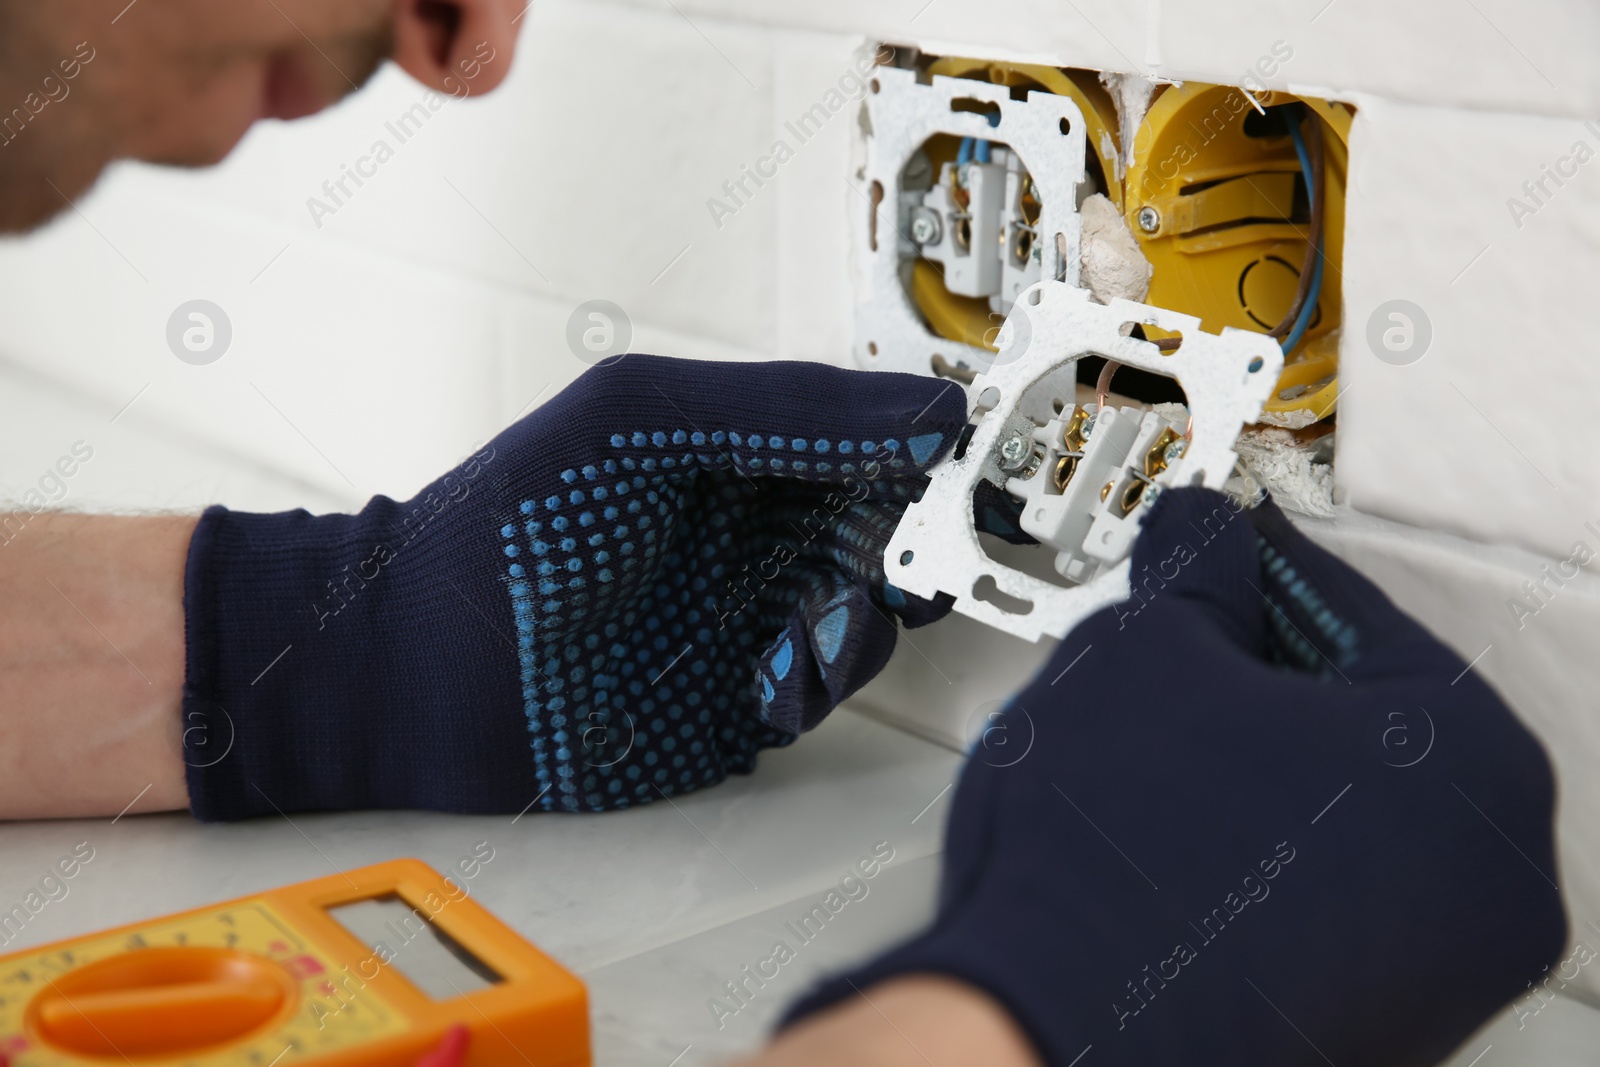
<box><xmin>785</xmin><ymin>488</ymin><xmax>1566</xmax><ymax>1066</ymax></box>
<box><xmin>182</xmin><ymin>356</ymin><xmax>965</xmax><ymax>819</ymax></box>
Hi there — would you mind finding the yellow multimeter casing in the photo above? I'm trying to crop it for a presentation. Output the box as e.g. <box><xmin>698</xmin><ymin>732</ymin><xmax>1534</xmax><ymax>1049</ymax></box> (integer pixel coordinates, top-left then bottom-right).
<box><xmin>0</xmin><ymin>858</ymin><xmax>588</xmax><ymax>1067</ymax></box>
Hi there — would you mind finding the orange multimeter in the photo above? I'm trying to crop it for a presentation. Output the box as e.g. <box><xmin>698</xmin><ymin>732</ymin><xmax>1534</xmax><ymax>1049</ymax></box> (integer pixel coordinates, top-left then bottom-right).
<box><xmin>0</xmin><ymin>859</ymin><xmax>588</xmax><ymax>1067</ymax></box>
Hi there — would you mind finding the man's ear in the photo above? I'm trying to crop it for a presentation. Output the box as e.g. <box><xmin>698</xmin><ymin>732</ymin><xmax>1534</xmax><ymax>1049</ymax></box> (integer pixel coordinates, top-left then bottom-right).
<box><xmin>391</xmin><ymin>0</ymin><xmax>519</xmax><ymax>94</ymax></box>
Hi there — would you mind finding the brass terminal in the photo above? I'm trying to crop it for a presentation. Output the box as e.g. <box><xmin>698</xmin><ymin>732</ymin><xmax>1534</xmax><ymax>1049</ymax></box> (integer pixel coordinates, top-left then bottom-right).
<box><xmin>1099</xmin><ymin>479</ymin><xmax>1114</xmax><ymax>503</ymax></box>
<box><xmin>1018</xmin><ymin>174</ymin><xmax>1042</xmax><ymax>227</ymax></box>
<box><xmin>1052</xmin><ymin>455</ymin><xmax>1078</xmax><ymax>493</ymax></box>
<box><xmin>1118</xmin><ymin>477</ymin><xmax>1148</xmax><ymax>517</ymax></box>
<box><xmin>1061</xmin><ymin>406</ymin><xmax>1090</xmax><ymax>454</ymax></box>
<box><xmin>1144</xmin><ymin>426</ymin><xmax>1183</xmax><ymax>481</ymax></box>
<box><xmin>1012</xmin><ymin>226</ymin><xmax>1035</xmax><ymax>266</ymax></box>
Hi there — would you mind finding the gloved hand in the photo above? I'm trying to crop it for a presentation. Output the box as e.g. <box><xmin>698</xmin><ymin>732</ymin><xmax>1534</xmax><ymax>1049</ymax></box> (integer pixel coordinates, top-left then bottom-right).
<box><xmin>182</xmin><ymin>356</ymin><xmax>965</xmax><ymax>819</ymax></box>
<box><xmin>784</xmin><ymin>488</ymin><xmax>1566</xmax><ymax>1066</ymax></box>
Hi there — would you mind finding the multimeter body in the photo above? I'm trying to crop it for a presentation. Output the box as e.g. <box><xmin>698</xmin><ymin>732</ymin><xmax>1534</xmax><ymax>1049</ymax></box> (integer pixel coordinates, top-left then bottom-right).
<box><xmin>0</xmin><ymin>859</ymin><xmax>588</xmax><ymax>1066</ymax></box>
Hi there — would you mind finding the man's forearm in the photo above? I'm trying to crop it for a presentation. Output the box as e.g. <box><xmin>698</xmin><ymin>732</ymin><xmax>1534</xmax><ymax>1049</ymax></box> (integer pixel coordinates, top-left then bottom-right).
<box><xmin>0</xmin><ymin>513</ymin><xmax>192</xmax><ymax>818</ymax></box>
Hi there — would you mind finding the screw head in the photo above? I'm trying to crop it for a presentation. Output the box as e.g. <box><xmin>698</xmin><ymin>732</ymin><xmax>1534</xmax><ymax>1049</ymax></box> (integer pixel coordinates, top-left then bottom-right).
<box><xmin>1081</xmin><ymin>413</ymin><xmax>1097</xmax><ymax>440</ymax></box>
<box><xmin>1142</xmin><ymin>483</ymin><xmax>1162</xmax><ymax>507</ymax></box>
<box><xmin>1136</xmin><ymin>206</ymin><xmax>1160</xmax><ymax>234</ymax></box>
<box><xmin>998</xmin><ymin>431</ymin><xmax>1032</xmax><ymax>472</ymax></box>
<box><xmin>910</xmin><ymin>214</ymin><xmax>938</xmax><ymax>245</ymax></box>
<box><xmin>1163</xmin><ymin>438</ymin><xmax>1186</xmax><ymax>464</ymax></box>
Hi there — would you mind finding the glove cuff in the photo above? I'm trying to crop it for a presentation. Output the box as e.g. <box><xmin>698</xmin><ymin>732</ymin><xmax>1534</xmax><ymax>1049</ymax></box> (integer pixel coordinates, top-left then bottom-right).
<box><xmin>182</xmin><ymin>502</ymin><xmax>387</xmax><ymax>819</ymax></box>
<box><xmin>181</xmin><ymin>493</ymin><xmax>534</xmax><ymax>820</ymax></box>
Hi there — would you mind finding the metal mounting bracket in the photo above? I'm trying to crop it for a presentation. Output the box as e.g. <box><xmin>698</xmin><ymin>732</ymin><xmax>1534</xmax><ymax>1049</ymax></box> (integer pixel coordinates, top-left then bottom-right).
<box><xmin>883</xmin><ymin>282</ymin><xmax>1283</xmax><ymax>643</ymax></box>
<box><xmin>854</xmin><ymin>65</ymin><xmax>1086</xmax><ymax>377</ymax></box>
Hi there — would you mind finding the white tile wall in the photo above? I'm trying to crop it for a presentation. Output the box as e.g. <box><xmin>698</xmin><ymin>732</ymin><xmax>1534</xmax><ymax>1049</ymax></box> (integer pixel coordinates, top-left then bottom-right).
<box><xmin>0</xmin><ymin>362</ymin><xmax>349</xmax><ymax>516</ymax></box>
<box><xmin>1160</xmin><ymin>0</ymin><xmax>1597</xmax><ymax>119</ymax></box>
<box><xmin>0</xmin><ymin>183</ymin><xmax>508</xmax><ymax>504</ymax></box>
<box><xmin>1336</xmin><ymin>97</ymin><xmax>1600</xmax><ymax>561</ymax></box>
<box><xmin>601</xmin><ymin>0</ymin><xmax>1150</xmax><ymax>78</ymax></box>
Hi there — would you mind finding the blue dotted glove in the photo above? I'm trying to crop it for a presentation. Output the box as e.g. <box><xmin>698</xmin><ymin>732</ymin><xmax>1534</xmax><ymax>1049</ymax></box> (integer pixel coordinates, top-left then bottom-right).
<box><xmin>786</xmin><ymin>488</ymin><xmax>1565</xmax><ymax>1066</ymax></box>
<box><xmin>182</xmin><ymin>356</ymin><xmax>965</xmax><ymax>818</ymax></box>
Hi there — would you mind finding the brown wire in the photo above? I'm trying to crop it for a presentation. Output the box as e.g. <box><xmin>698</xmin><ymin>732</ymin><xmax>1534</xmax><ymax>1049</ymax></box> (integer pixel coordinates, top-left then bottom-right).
<box><xmin>1267</xmin><ymin>111</ymin><xmax>1325</xmax><ymax>340</ymax></box>
<box><xmin>1095</xmin><ymin>359</ymin><xmax>1119</xmax><ymax>411</ymax></box>
<box><xmin>1109</xmin><ymin>111</ymin><xmax>1321</xmax><ymax>448</ymax></box>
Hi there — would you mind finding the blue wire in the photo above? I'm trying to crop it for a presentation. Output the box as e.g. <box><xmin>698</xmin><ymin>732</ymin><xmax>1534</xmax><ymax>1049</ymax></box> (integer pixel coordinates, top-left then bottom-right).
<box><xmin>957</xmin><ymin>137</ymin><xmax>973</xmax><ymax>169</ymax></box>
<box><xmin>974</xmin><ymin>109</ymin><xmax>1000</xmax><ymax>164</ymax></box>
<box><xmin>1281</xmin><ymin>247</ymin><xmax>1324</xmax><ymax>355</ymax></box>
<box><xmin>1281</xmin><ymin>112</ymin><xmax>1323</xmax><ymax>355</ymax></box>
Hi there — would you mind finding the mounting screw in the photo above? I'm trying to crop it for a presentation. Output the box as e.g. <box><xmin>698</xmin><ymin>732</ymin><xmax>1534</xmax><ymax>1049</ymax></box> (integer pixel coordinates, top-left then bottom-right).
<box><xmin>910</xmin><ymin>213</ymin><xmax>939</xmax><ymax>245</ymax></box>
<box><xmin>1163</xmin><ymin>438</ymin><xmax>1186</xmax><ymax>464</ymax></box>
<box><xmin>997</xmin><ymin>431</ymin><xmax>1033</xmax><ymax>473</ymax></box>
<box><xmin>1136</xmin><ymin>206</ymin><xmax>1160</xmax><ymax>234</ymax></box>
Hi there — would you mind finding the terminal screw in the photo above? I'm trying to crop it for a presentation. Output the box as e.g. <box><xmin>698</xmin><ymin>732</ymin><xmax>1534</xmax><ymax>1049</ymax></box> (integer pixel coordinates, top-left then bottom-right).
<box><xmin>1136</xmin><ymin>206</ymin><xmax>1160</xmax><ymax>234</ymax></box>
<box><xmin>997</xmin><ymin>431</ymin><xmax>1033</xmax><ymax>473</ymax></box>
<box><xmin>1163</xmin><ymin>438</ymin><xmax>1186</xmax><ymax>464</ymax></box>
<box><xmin>1142</xmin><ymin>483</ymin><xmax>1162</xmax><ymax>507</ymax></box>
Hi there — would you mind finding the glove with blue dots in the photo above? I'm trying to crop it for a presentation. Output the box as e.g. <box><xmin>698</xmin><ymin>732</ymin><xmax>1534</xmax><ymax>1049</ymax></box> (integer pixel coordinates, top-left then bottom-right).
<box><xmin>182</xmin><ymin>355</ymin><xmax>966</xmax><ymax>818</ymax></box>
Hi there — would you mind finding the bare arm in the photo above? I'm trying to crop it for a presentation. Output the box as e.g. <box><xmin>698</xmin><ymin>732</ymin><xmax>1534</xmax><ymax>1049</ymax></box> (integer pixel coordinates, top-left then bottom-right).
<box><xmin>0</xmin><ymin>514</ymin><xmax>193</xmax><ymax>818</ymax></box>
<box><xmin>735</xmin><ymin>977</ymin><xmax>1041</xmax><ymax>1067</ymax></box>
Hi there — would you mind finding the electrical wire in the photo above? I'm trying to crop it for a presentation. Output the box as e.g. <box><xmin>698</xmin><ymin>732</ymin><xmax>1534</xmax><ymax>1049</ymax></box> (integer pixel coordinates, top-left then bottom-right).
<box><xmin>1279</xmin><ymin>236</ymin><xmax>1325</xmax><ymax>354</ymax></box>
<box><xmin>1095</xmin><ymin>358</ymin><xmax>1118</xmax><ymax>411</ymax></box>
<box><xmin>1088</xmin><ymin>107</ymin><xmax>1324</xmax><ymax>449</ymax></box>
<box><xmin>1268</xmin><ymin>108</ymin><xmax>1325</xmax><ymax>348</ymax></box>
<box><xmin>961</xmin><ymin>110</ymin><xmax>1002</xmax><ymax>173</ymax></box>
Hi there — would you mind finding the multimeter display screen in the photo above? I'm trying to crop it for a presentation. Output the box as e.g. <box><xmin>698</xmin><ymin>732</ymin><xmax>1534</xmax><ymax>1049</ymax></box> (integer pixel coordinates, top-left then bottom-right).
<box><xmin>328</xmin><ymin>895</ymin><xmax>502</xmax><ymax>1000</ymax></box>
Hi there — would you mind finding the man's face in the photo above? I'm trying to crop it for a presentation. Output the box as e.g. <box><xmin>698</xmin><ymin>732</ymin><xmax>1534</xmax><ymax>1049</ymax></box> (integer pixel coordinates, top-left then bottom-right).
<box><xmin>0</xmin><ymin>0</ymin><xmax>518</xmax><ymax>233</ymax></box>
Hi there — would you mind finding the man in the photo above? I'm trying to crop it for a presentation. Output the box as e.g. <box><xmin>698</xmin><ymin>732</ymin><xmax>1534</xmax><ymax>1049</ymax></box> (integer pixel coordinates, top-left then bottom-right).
<box><xmin>0</xmin><ymin>4</ymin><xmax>1566</xmax><ymax>1063</ymax></box>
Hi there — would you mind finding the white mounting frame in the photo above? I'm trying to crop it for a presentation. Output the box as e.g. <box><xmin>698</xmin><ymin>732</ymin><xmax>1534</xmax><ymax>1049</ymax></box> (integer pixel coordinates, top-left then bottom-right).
<box><xmin>855</xmin><ymin>66</ymin><xmax>1086</xmax><ymax>376</ymax></box>
<box><xmin>883</xmin><ymin>283</ymin><xmax>1283</xmax><ymax>643</ymax></box>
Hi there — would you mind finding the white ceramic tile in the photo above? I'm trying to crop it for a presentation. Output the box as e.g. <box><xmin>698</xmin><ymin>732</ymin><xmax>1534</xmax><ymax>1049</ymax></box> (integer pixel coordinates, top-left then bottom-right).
<box><xmin>0</xmin><ymin>361</ymin><xmax>347</xmax><ymax>516</ymax></box>
<box><xmin>850</xmin><ymin>610</ymin><xmax>1057</xmax><ymax>756</ymax></box>
<box><xmin>259</xmin><ymin>0</ymin><xmax>781</xmax><ymax>356</ymax></box>
<box><xmin>580</xmin><ymin>0</ymin><xmax>1600</xmax><ymax>118</ymax></box>
<box><xmin>771</xmin><ymin>32</ymin><xmax>870</xmax><ymax>367</ymax></box>
<box><xmin>1159</xmin><ymin>0</ymin><xmax>1597</xmax><ymax>119</ymax></box>
<box><xmin>494</xmin><ymin>288</ymin><xmax>774</xmax><ymax>432</ymax></box>
<box><xmin>600</xmin><ymin>0</ymin><xmax>1152</xmax><ymax>75</ymax></box>
<box><xmin>0</xmin><ymin>190</ymin><xmax>505</xmax><ymax>505</ymax></box>
<box><xmin>1335</xmin><ymin>98</ymin><xmax>1600</xmax><ymax>561</ymax></box>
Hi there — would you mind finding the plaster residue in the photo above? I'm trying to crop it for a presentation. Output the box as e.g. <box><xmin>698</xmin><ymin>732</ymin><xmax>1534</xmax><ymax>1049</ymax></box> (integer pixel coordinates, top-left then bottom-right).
<box><xmin>1079</xmin><ymin>193</ymin><xmax>1154</xmax><ymax>305</ymax></box>
<box><xmin>1098</xmin><ymin>71</ymin><xmax>1162</xmax><ymax>170</ymax></box>
<box><xmin>1235</xmin><ymin>427</ymin><xmax>1336</xmax><ymax>517</ymax></box>
<box><xmin>1255</xmin><ymin>407</ymin><xmax>1322</xmax><ymax>430</ymax></box>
